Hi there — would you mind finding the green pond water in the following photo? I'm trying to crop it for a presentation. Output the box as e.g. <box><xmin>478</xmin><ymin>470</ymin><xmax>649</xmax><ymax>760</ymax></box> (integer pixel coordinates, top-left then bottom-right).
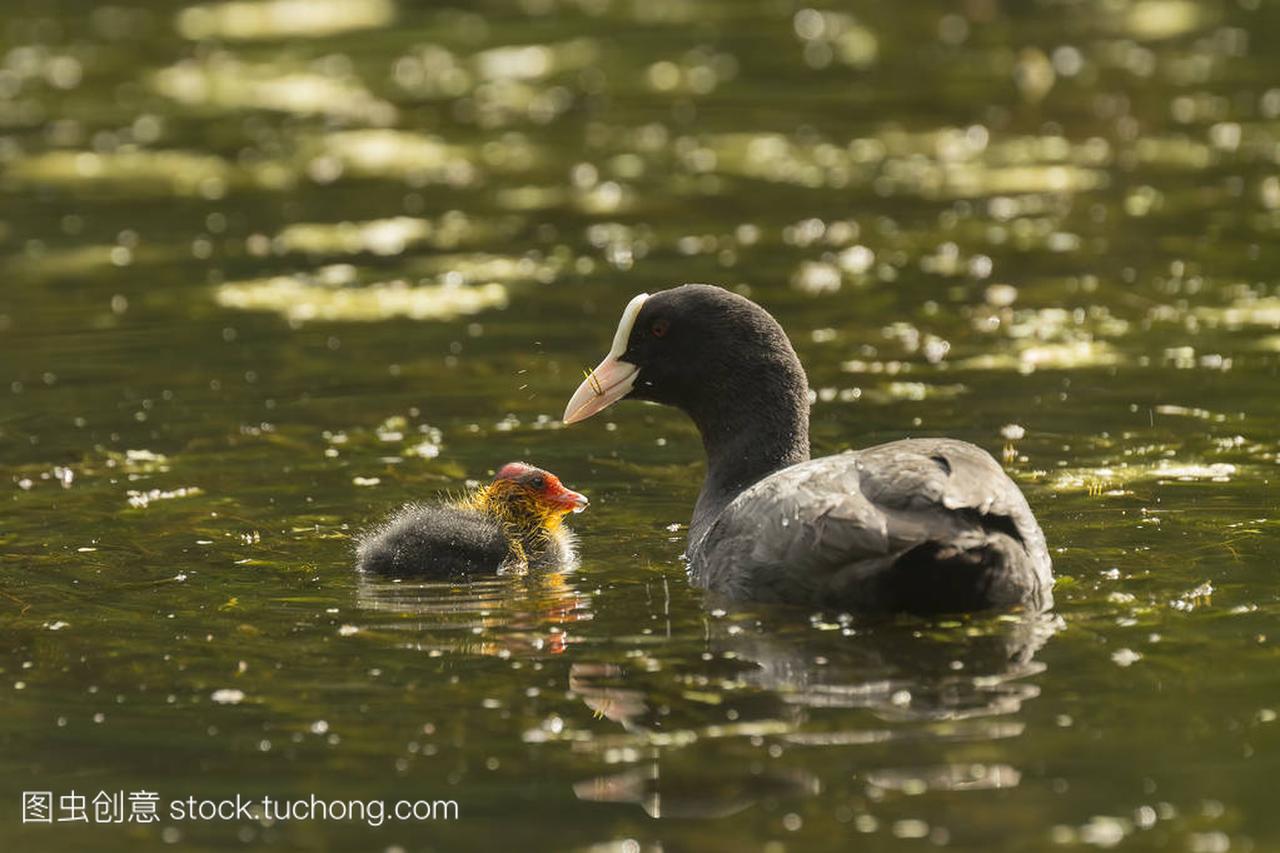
<box><xmin>2</xmin><ymin>0</ymin><xmax>1279</xmax><ymax>850</ymax></box>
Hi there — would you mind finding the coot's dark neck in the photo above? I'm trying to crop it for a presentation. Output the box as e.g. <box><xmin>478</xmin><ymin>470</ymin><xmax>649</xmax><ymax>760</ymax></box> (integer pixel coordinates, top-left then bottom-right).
<box><xmin>686</xmin><ymin>353</ymin><xmax>810</xmax><ymax>550</ymax></box>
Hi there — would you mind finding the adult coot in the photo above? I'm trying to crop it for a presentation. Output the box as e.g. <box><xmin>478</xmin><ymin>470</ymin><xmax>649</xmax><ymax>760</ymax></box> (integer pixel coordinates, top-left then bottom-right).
<box><xmin>562</xmin><ymin>285</ymin><xmax>1052</xmax><ymax>613</ymax></box>
<box><xmin>356</xmin><ymin>462</ymin><xmax>588</xmax><ymax>577</ymax></box>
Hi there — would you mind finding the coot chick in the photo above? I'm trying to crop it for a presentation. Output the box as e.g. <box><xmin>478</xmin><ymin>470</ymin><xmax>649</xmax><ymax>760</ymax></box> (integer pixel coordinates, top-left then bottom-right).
<box><xmin>356</xmin><ymin>462</ymin><xmax>588</xmax><ymax>577</ymax></box>
<box><xmin>562</xmin><ymin>285</ymin><xmax>1052</xmax><ymax>614</ymax></box>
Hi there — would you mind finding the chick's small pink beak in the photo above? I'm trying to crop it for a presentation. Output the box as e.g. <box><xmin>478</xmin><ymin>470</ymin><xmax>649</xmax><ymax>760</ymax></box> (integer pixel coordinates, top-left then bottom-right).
<box><xmin>547</xmin><ymin>484</ymin><xmax>589</xmax><ymax>513</ymax></box>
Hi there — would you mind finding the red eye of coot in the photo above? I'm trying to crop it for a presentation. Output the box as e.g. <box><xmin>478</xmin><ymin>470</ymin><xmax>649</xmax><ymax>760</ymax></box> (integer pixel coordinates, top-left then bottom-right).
<box><xmin>651</xmin><ymin>319</ymin><xmax>669</xmax><ymax>338</ymax></box>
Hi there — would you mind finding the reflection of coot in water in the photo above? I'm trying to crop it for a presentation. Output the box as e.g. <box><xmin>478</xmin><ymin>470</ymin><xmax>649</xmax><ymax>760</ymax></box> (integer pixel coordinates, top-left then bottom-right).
<box><xmin>573</xmin><ymin>760</ymin><xmax>820</xmax><ymax>820</ymax></box>
<box><xmin>356</xmin><ymin>462</ymin><xmax>588</xmax><ymax>577</ymax></box>
<box><xmin>723</xmin><ymin>611</ymin><xmax>1061</xmax><ymax>725</ymax></box>
<box><xmin>563</xmin><ymin>285</ymin><xmax>1053</xmax><ymax>613</ymax></box>
<box><xmin>570</xmin><ymin>611</ymin><xmax>1060</xmax><ymax>735</ymax></box>
<box><xmin>568</xmin><ymin>612</ymin><xmax>1059</xmax><ymax>818</ymax></box>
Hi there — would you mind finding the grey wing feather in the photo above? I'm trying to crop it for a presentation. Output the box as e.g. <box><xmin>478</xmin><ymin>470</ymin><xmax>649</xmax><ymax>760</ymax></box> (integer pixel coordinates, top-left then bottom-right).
<box><xmin>692</xmin><ymin>438</ymin><xmax>1051</xmax><ymax>609</ymax></box>
<box><xmin>859</xmin><ymin>438</ymin><xmax>1048</xmax><ymax>555</ymax></box>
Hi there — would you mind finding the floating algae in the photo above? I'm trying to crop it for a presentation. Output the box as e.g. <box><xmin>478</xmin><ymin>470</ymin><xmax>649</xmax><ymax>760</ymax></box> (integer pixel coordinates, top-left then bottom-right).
<box><xmin>127</xmin><ymin>486</ymin><xmax>203</xmax><ymax>509</ymax></box>
<box><xmin>705</xmin><ymin>129</ymin><xmax>1109</xmax><ymax>199</ymax></box>
<box><xmin>305</xmin><ymin>130</ymin><xmax>479</xmax><ymax>186</ymax></box>
<box><xmin>473</xmin><ymin>39</ymin><xmax>601</xmax><ymax>82</ymax></box>
<box><xmin>2</xmin><ymin>243</ymin><xmax>179</xmax><ymax>278</ymax></box>
<box><xmin>1047</xmin><ymin>461</ymin><xmax>1239</xmax><ymax>494</ymax></box>
<box><xmin>153</xmin><ymin>55</ymin><xmax>397</xmax><ymax>125</ymax></box>
<box><xmin>215</xmin><ymin>268</ymin><xmax>508</xmax><ymax>324</ymax></box>
<box><xmin>5</xmin><ymin>149</ymin><xmax>260</xmax><ymax>198</ymax></box>
<box><xmin>273</xmin><ymin>213</ymin><xmax>521</xmax><ymax>258</ymax></box>
<box><xmin>1196</xmin><ymin>297</ymin><xmax>1280</xmax><ymax>330</ymax></box>
<box><xmin>957</xmin><ymin>340</ymin><xmax>1122</xmax><ymax>373</ymax></box>
<box><xmin>403</xmin><ymin>251</ymin><xmax>569</xmax><ymax>286</ymax></box>
<box><xmin>957</xmin><ymin>306</ymin><xmax>1130</xmax><ymax>372</ymax></box>
<box><xmin>1116</xmin><ymin>0</ymin><xmax>1207</xmax><ymax>41</ymax></box>
<box><xmin>176</xmin><ymin>0</ymin><xmax>394</xmax><ymax>41</ymax></box>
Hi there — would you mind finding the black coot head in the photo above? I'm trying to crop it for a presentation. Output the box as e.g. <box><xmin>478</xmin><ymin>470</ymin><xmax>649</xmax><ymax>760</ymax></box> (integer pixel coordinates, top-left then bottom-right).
<box><xmin>563</xmin><ymin>284</ymin><xmax>803</xmax><ymax>426</ymax></box>
<box><xmin>622</xmin><ymin>286</ymin><xmax>752</xmax><ymax>406</ymax></box>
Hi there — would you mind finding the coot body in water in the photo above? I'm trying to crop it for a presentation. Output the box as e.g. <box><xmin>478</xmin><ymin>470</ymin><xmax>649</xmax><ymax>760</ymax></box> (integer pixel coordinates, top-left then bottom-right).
<box><xmin>563</xmin><ymin>285</ymin><xmax>1052</xmax><ymax>613</ymax></box>
<box><xmin>356</xmin><ymin>462</ymin><xmax>588</xmax><ymax>577</ymax></box>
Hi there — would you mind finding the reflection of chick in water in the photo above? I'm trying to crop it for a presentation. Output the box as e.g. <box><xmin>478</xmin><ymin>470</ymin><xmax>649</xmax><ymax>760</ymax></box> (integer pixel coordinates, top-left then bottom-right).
<box><xmin>356</xmin><ymin>462</ymin><xmax>588</xmax><ymax>577</ymax></box>
<box><xmin>355</xmin><ymin>569</ymin><xmax>592</xmax><ymax>657</ymax></box>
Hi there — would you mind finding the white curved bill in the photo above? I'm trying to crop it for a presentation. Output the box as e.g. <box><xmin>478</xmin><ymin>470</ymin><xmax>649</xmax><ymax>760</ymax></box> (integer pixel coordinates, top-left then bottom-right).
<box><xmin>563</xmin><ymin>357</ymin><xmax>638</xmax><ymax>424</ymax></box>
<box><xmin>562</xmin><ymin>292</ymin><xmax>648</xmax><ymax>425</ymax></box>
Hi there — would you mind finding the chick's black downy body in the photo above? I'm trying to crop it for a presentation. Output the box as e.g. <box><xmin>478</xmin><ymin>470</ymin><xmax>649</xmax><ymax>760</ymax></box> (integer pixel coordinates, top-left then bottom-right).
<box><xmin>355</xmin><ymin>463</ymin><xmax>587</xmax><ymax>578</ymax></box>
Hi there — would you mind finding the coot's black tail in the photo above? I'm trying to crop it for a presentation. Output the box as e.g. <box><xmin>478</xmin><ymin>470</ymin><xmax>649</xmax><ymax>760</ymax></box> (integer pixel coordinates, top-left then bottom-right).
<box><xmin>876</xmin><ymin>533</ymin><xmax>1046</xmax><ymax>614</ymax></box>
